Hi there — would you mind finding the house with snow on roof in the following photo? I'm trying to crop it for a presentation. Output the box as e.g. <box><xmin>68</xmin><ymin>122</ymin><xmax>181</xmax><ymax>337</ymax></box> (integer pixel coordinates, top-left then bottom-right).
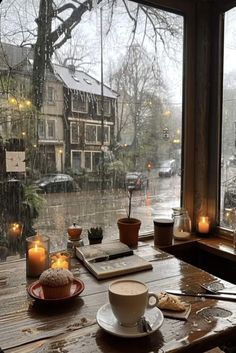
<box><xmin>54</xmin><ymin>64</ymin><xmax>118</xmax><ymax>173</ymax></box>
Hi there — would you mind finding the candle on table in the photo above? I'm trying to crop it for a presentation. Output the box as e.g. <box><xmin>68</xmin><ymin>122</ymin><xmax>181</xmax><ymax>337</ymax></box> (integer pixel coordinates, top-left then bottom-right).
<box><xmin>198</xmin><ymin>216</ymin><xmax>210</xmax><ymax>234</ymax></box>
<box><xmin>28</xmin><ymin>243</ymin><xmax>46</xmax><ymax>276</ymax></box>
<box><xmin>26</xmin><ymin>235</ymin><xmax>49</xmax><ymax>277</ymax></box>
<box><xmin>8</xmin><ymin>223</ymin><xmax>22</xmax><ymax>237</ymax></box>
<box><xmin>174</xmin><ymin>229</ymin><xmax>190</xmax><ymax>239</ymax></box>
<box><xmin>50</xmin><ymin>252</ymin><xmax>70</xmax><ymax>269</ymax></box>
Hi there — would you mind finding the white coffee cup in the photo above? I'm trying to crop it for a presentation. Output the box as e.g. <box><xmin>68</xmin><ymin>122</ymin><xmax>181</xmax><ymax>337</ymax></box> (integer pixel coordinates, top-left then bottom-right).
<box><xmin>108</xmin><ymin>279</ymin><xmax>159</xmax><ymax>327</ymax></box>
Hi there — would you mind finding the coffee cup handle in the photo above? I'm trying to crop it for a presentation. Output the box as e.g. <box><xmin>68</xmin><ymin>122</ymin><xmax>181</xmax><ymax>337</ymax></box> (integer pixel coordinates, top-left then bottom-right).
<box><xmin>147</xmin><ymin>292</ymin><xmax>159</xmax><ymax>308</ymax></box>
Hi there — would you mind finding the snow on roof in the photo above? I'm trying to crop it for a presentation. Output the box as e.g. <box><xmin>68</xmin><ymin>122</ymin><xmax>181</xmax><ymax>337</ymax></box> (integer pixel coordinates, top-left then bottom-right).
<box><xmin>53</xmin><ymin>64</ymin><xmax>118</xmax><ymax>99</ymax></box>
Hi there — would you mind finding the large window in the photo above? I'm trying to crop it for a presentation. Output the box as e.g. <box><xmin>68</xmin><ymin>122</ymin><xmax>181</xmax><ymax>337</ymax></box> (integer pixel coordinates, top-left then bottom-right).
<box><xmin>0</xmin><ymin>0</ymin><xmax>184</xmax><ymax>257</ymax></box>
<box><xmin>220</xmin><ymin>7</ymin><xmax>236</xmax><ymax>229</ymax></box>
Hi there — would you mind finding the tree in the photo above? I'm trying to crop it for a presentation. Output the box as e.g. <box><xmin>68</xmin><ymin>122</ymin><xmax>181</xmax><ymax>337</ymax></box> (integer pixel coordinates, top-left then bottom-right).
<box><xmin>111</xmin><ymin>44</ymin><xmax>165</xmax><ymax>169</ymax></box>
<box><xmin>27</xmin><ymin>0</ymin><xmax>181</xmax><ymax>109</ymax></box>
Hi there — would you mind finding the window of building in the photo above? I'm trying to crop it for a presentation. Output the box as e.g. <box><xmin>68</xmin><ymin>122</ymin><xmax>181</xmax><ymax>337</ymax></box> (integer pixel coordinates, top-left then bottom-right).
<box><xmin>84</xmin><ymin>151</ymin><xmax>101</xmax><ymax>171</ymax></box>
<box><xmin>70</xmin><ymin>122</ymin><xmax>79</xmax><ymax>143</ymax></box>
<box><xmin>47</xmin><ymin>120</ymin><xmax>55</xmax><ymax>139</ymax></box>
<box><xmin>85</xmin><ymin>124</ymin><xmax>97</xmax><ymax>143</ymax></box>
<box><xmin>97</xmin><ymin>98</ymin><xmax>111</xmax><ymax>116</ymax></box>
<box><xmin>85</xmin><ymin>124</ymin><xmax>110</xmax><ymax>144</ymax></box>
<box><xmin>18</xmin><ymin>82</ymin><xmax>26</xmax><ymax>98</ymax></box>
<box><xmin>72</xmin><ymin>93</ymin><xmax>88</xmax><ymax>113</ymax></box>
<box><xmin>38</xmin><ymin>120</ymin><xmax>45</xmax><ymax>139</ymax></box>
<box><xmin>71</xmin><ymin>150</ymin><xmax>81</xmax><ymax>172</ymax></box>
<box><xmin>47</xmin><ymin>86</ymin><xmax>55</xmax><ymax>104</ymax></box>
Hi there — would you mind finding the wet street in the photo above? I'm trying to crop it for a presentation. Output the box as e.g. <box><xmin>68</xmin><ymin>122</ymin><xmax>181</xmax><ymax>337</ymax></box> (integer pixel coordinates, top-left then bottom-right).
<box><xmin>35</xmin><ymin>174</ymin><xmax>181</xmax><ymax>251</ymax></box>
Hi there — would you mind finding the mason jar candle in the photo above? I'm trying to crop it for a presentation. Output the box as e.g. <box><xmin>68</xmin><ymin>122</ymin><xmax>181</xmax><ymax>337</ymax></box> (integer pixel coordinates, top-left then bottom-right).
<box><xmin>26</xmin><ymin>234</ymin><xmax>50</xmax><ymax>277</ymax></box>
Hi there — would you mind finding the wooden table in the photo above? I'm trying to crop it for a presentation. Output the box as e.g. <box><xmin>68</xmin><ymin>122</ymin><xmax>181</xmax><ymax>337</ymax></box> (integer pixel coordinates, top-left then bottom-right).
<box><xmin>1</xmin><ymin>242</ymin><xmax>236</xmax><ymax>353</ymax></box>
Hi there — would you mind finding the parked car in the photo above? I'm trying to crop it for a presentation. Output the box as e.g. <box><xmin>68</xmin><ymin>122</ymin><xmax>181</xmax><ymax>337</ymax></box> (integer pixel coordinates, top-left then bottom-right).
<box><xmin>158</xmin><ymin>159</ymin><xmax>177</xmax><ymax>177</ymax></box>
<box><xmin>125</xmin><ymin>172</ymin><xmax>148</xmax><ymax>190</ymax></box>
<box><xmin>35</xmin><ymin>174</ymin><xmax>78</xmax><ymax>193</ymax></box>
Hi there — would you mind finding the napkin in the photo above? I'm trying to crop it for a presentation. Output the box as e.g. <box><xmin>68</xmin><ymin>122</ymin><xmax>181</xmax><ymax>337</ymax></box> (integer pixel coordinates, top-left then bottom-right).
<box><xmin>156</xmin><ymin>291</ymin><xmax>191</xmax><ymax>320</ymax></box>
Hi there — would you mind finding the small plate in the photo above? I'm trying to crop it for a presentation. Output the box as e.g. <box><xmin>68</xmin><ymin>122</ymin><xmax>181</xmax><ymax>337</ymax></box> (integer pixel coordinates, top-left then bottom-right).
<box><xmin>27</xmin><ymin>278</ymin><xmax>85</xmax><ymax>303</ymax></box>
<box><xmin>96</xmin><ymin>303</ymin><xmax>164</xmax><ymax>338</ymax></box>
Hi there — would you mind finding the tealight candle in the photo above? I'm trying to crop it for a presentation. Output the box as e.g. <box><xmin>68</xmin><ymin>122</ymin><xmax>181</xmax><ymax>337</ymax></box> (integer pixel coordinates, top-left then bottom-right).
<box><xmin>198</xmin><ymin>216</ymin><xmax>210</xmax><ymax>234</ymax></box>
<box><xmin>26</xmin><ymin>235</ymin><xmax>49</xmax><ymax>277</ymax></box>
<box><xmin>174</xmin><ymin>229</ymin><xmax>190</xmax><ymax>240</ymax></box>
<box><xmin>50</xmin><ymin>252</ymin><xmax>70</xmax><ymax>270</ymax></box>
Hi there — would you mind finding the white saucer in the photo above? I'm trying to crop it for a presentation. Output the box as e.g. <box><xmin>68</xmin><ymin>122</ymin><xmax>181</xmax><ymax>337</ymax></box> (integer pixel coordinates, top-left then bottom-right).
<box><xmin>96</xmin><ymin>303</ymin><xmax>164</xmax><ymax>338</ymax></box>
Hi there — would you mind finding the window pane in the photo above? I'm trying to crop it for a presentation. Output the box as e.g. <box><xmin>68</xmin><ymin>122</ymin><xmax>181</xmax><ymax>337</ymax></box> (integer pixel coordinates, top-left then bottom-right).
<box><xmin>72</xmin><ymin>151</ymin><xmax>81</xmax><ymax>172</ymax></box>
<box><xmin>221</xmin><ymin>7</ymin><xmax>236</xmax><ymax>229</ymax></box>
<box><xmin>72</xmin><ymin>93</ymin><xmax>88</xmax><ymax>112</ymax></box>
<box><xmin>86</xmin><ymin>124</ymin><xmax>97</xmax><ymax>143</ymax></box>
<box><xmin>71</xmin><ymin>122</ymin><xmax>79</xmax><ymax>143</ymax></box>
<box><xmin>47</xmin><ymin>120</ymin><xmax>55</xmax><ymax>139</ymax></box>
<box><xmin>0</xmin><ymin>0</ymin><xmax>183</xmax><ymax>258</ymax></box>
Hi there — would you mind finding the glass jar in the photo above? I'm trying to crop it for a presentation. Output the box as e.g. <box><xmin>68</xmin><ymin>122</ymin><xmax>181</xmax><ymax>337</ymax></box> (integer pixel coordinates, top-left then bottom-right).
<box><xmin>26</xmin><ymin>234</ymin><xmax>50</xmax><ymax>277</ymax></box>
<box><xmin>172</xmin><ymin>208</ymin><xmax>191</xmax><ymax>240</ymax></box>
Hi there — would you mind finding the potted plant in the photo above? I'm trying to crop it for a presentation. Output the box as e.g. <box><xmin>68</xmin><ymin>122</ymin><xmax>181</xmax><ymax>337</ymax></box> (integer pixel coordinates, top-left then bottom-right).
<box><xmin>88</xmin><ymin>227</ymin><xmax>103</xmax><ymax>245</ymax></box>
<box><xmin>117</xmin><ymin>186</ymin><xmax>141</xmax><ymax>247</ymax></box>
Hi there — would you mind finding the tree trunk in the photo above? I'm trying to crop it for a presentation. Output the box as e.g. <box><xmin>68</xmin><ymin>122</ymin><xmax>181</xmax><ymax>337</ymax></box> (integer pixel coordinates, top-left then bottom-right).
<box><xmin>32</xmin><ymin>0</ymin><xmax>53</xmax><ymax>110</ymax></box>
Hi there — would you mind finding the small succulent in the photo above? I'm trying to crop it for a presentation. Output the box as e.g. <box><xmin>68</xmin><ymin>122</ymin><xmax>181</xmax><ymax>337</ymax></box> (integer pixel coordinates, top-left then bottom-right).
<box><xmin>88</xmin><ymin>227</ymin><xmax>103</xmax><ymax>238</ymax></box>
<box><xmin>88</xmin><ymin>227</ymin><xmax>103</xmax><ymax>245</ymax></box>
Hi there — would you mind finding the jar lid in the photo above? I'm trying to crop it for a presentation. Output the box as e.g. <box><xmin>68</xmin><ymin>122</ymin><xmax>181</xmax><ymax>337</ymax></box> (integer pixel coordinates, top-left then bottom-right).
<box><xmin>153</xmin><ymin>218</ymin><xmax>174</xmax><ymax>226</ymax></box>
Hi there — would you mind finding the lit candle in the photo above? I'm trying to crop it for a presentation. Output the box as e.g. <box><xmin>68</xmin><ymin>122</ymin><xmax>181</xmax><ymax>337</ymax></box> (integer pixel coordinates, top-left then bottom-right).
<box><xmin>50</xmin><ymin>252</ymin><xmax>70</xmax><ymax>270</ymax></box>
<box><xmin>28</xmin><ymin>243</ymin><xmax>46</xmax><ymax>276</ymax></box>
<box><xmin>198</xmin><ymin>216</ymin><xmax>210</xmax><ymax>234</ymax></box>
<box><xmin>8</xmin><ymin>223</ymin><xmax>22</xmax><ymax>237</ymax></box>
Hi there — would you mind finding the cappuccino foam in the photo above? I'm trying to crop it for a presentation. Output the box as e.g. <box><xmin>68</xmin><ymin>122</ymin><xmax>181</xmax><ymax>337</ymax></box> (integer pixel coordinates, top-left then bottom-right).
<box><xmin>110</xmin><ymin>280</ymin><xmax>146</xmax><ymax>296</ymax></box>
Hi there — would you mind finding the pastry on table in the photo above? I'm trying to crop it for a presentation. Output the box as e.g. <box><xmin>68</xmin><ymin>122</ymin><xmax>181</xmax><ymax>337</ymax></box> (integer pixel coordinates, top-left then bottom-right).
<box><xmin>157</xmin><ymin>291</ymin><xmax>186</xmax><ymax>312</ymax></box>
<box><xmin>39</xmin><ymin>268</ymin><xmax>74</xmax><ymax>299</ymax></box>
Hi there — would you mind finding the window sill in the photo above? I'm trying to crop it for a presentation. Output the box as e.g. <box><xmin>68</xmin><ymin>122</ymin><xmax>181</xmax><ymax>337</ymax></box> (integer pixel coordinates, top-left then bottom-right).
<box><xmin>140</xmin><ymin>233</ymin><xmax>236</xmax><ymax>263</ymax></box>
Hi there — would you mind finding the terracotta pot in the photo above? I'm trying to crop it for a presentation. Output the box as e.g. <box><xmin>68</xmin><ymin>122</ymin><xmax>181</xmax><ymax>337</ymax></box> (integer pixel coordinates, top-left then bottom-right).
<box><xmin>117</xmin><ymin>218</ymin><xmax>141</xmax><ymax>247</ymax></box>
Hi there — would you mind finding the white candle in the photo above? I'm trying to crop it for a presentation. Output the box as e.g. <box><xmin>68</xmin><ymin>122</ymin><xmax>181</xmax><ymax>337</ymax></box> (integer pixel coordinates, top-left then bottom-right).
<box><xmin>198</xmin><ymin>217</ymin><xmax>210</xmax><ymax>234</ymax></box>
